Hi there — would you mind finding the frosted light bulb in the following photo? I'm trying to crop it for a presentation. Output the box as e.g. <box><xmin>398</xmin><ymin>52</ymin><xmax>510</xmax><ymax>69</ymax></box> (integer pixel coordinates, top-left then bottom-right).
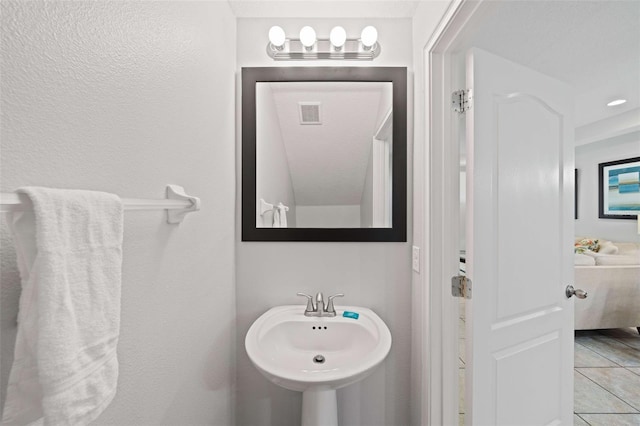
<box><xmin>330</xmin><ymin>26</ymin><xmax>347</xmax><ymax>49</ymax></box>
<box><xmin>268</xmin><ymin>26</ymin><xmax>286</xmax><ymax>48</ymax></box>
<box><xmin>299</xmin><ymin>26</ymin><xmax>316</xmax><ymax>49</ymax></box>
<box><xmin>361</xmin><ymin>26</ymin><xmax>378</xmax><ymax>49</ymax></box>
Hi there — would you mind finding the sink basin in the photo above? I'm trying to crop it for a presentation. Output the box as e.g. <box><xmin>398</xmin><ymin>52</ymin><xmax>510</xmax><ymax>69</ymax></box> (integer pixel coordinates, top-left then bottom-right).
<box><xmin>245</xmin><ymin>305</ymin><xmax>392</xmax><ymax>393</ymax></box>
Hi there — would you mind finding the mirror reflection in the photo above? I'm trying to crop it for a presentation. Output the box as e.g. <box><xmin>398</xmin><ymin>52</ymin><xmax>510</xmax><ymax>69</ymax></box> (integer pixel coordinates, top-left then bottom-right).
<box><xmin>256</xmin><ymin>81</ymin><xmax>393</xmax><ymax>228</ymax></box>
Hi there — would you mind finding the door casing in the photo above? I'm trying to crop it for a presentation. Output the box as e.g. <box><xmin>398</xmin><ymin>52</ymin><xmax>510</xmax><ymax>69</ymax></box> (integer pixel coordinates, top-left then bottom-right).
<box><xmin>418</xmin><ymin>1</ymin><xmax>504</xmax><ymax>424</ymax></box>
<box><xmin>420</xmin><ymin>0</ymin><xmax>578</xmax><ymax>424</ymax></box>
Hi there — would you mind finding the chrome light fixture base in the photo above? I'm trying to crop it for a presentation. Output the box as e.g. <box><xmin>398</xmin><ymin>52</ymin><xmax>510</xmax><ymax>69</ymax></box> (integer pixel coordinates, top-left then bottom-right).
<box><xmin>266</xmin><ymin>39</ymin><xmax>381</xmax><ymax>61</ymax></box>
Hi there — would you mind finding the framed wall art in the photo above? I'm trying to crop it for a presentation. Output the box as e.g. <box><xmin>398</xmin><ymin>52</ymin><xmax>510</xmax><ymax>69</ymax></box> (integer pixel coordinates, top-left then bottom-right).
<box><xmin>599</xmin><ymin>156</ymin><xmax>640</xmax><ymax>219</ymax></box>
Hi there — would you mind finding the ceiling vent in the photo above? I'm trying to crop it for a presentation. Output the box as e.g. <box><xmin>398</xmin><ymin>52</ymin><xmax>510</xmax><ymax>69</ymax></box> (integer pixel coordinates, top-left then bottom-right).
<box><xmin>298</xmin><ymin>102</ymin><xmax>322</xmax><ymax>125</ymax></box>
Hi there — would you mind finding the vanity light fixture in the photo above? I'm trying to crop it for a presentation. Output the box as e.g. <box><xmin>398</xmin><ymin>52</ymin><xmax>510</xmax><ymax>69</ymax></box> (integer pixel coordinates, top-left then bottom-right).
<box><xmin>266</xmin><ymin>25</ymin><xmax>381</xmax><ymax>60</ymax></box>
<box><xmin>607</xmin><ymin>99</ymin><xmax>627</xmax><ymax>106</ymax></box>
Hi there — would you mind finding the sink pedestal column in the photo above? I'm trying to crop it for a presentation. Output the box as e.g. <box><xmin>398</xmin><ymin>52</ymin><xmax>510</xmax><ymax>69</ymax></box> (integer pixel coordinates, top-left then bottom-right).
<box><xmin>301</xmin><ymin>389</ymin><xmax>338</xmax><ymax>426</ymax></box>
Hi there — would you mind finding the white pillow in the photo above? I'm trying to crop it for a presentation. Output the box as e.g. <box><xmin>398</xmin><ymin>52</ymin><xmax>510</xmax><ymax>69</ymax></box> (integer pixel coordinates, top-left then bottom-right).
<box><xmin>598</xmin><ymin>241</ymin><xmax>619</xmax><ymax>255</ymax></box>
<box><xmin>574</xmin><ymin>253</ymin><xmax>596</xmax><ymax>266</ymax></box>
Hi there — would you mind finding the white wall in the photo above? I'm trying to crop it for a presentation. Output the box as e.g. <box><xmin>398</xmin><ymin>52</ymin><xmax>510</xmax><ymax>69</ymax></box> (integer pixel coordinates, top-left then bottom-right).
<box><xmin>236</xmin><ymin>18</ymin><xmax>414</xmax><ymax>426</ymax></box>
<box><xmin>256</xmin><ymin>83</ymin><xmax>297</xmax><ymax>228</ymax></box>
<box><xmin>296</xmin><ymin>205</ymin><xmax>360</xmax><ymax>228</ymax></box>
<box><xmin>0</xmin><ymin>2</ymin><xmax>237</xmax><ymax>424</ymax></box>
<box><xmin>575</xmin><ymin>132</ymin><xmax>640</xmax><ymax>242</ymax></box>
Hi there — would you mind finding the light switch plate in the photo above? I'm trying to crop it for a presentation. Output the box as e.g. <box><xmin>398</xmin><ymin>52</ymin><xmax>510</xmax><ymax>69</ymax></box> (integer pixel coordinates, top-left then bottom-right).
<box><xmin>412</xmin><ymin>246</ymin><xmax>420</xmax><ymax>273</ymax></box>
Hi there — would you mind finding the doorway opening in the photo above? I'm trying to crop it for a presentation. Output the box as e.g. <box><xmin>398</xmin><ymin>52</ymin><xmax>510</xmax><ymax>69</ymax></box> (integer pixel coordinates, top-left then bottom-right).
<box><xmin>424</xmin><ymin>0</ymin><xmax>639</xmax><ymax>425</ymax></box>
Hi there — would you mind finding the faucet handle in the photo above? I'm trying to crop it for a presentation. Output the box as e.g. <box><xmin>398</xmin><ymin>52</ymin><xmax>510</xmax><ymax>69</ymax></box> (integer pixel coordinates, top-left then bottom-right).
<box><xmin>326</xmin><ymin>293</ymin><xmax>344</xmax><ymax>314</ymax></box>
<box><xmin>296</xmin><ymin>293</ymin><xmax>315</xmax><ymax>313</ymax></box>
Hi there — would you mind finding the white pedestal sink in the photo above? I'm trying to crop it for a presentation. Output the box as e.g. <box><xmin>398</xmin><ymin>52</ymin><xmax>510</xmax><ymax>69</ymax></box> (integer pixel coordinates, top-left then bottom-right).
<box><xmin>245</xmin><ymin>305</ymin><xmax>392</xmax><ymax>426</ymax></box>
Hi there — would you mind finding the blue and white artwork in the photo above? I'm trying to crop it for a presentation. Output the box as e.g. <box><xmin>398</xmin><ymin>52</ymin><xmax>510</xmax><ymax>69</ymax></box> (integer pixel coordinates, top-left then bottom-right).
<box><xmin>601</xmin><ymin>158</ymin><xmax>640</xmax><ymax>218</ymax></box>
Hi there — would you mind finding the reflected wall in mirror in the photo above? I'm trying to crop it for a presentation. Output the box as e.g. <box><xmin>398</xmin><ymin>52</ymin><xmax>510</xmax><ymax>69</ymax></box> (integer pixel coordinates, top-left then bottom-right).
<box><xmin>242</xmin><ymin>67</ymin><xmax>406</xmax><ymax>242</ymax></box>
<box><xmin>257</xmin><ymin>81</ymin><xmax>392</xmax><ymax>229</ymax></box>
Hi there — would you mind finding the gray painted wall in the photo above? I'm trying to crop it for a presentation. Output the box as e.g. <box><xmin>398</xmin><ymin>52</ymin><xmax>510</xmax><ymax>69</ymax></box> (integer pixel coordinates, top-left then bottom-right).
<box><xmin>0</xmin><ymin>2</ymin><xmax>237</xmax><ymax>424</ymax></box>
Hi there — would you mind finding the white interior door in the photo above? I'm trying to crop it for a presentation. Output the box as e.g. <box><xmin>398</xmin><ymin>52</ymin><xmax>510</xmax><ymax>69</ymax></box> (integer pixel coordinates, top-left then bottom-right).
<box><xmin>465</xmin><ymin>47</ymin><xmax>575</xmax><ymax>425</ymax></box>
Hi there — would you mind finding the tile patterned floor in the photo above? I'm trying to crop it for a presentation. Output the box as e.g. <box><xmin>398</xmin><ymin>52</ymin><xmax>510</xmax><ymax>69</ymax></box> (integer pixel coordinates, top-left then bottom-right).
<box><xmin>458</xmin><ymin>299</ymin><xmax>640</xmax><ymax>425</ymax></box>
<box><xmin>574</xmin><ymin>328</ymin><xmax>640</xmax><ymax>426</ymax></box>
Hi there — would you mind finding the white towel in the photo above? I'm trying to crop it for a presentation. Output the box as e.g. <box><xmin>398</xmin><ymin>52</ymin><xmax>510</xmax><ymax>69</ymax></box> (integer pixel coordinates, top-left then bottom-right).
<box><xmin>274</xmin><ymin>203</ymin><xmax>288</xmax><ymax>228</ymax></box>
<box><xmin>271</xmin><ymin>207</ymin><xmax>281</xmax><ymax>228</ymax></box>
<box><xmin>2</xmin><ymin>187</ymin><xmax>123</xmax><ymax>426</ymax></box>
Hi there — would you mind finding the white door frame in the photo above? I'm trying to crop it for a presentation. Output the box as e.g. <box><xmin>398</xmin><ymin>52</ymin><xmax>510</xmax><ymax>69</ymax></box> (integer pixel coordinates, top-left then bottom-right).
<box><xmin>419</xmin><ymin>0</ymin><xmax>494</xmax><ymax>424</ymax></box>
<box><xmin>373</xmin><ymin>109</ymin><xmax>393</xmax><ymax>227</ymax></box>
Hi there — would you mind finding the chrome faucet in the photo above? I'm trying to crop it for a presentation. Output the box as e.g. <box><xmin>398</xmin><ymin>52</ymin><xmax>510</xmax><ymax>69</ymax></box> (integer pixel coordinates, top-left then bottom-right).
<box><xmin>297</xmin><ymin>292</ymin><xmax>344</xmax><ymax>317</ymax></box>
<box><xmin>315</xmin><ymin>292</ymin><xmax>325</xmax><ymax>315</ymax></box>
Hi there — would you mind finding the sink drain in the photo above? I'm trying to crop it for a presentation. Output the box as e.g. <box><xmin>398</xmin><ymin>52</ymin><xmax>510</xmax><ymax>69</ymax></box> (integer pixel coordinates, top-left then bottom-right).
<box><xmin>313</xmin><ymin>354</ymin><xmax>325</xmax><ymax>364</ymax></box>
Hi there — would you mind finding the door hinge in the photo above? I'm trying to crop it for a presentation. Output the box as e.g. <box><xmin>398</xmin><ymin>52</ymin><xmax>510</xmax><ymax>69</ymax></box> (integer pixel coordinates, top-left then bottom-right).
<box><xmin>452</xmin><ymin>275</ymin><xmax>472</xmax><ymax>299</ymax></box>
<box><xmin>452</xmin><ymin>89</ymin><xmax>473</xmax><ymax>114</ymax></box>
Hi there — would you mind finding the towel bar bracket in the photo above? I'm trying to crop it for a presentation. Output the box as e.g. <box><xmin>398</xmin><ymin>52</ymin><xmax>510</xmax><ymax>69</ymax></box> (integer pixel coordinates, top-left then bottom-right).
<box><xmin>259</xmin><ymin>198</ymin><xmax>273</xmax><ymax>216</ymax></box>
<box><xmin>166</xmin><ymin>185</ymin><xmax>201</xmax><ymax>224</ymax></box>
<box><xmin>259</xmin><ymin>198</ymin><xmax>289</xmax><ymax>216</ymax></box>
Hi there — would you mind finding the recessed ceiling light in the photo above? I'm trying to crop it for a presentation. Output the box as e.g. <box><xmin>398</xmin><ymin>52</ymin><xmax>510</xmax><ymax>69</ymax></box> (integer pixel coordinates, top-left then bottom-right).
<box><xmin>607</xmin><ymin>99</ymin><xmax>627</xmax><ymax>106</ymax></box>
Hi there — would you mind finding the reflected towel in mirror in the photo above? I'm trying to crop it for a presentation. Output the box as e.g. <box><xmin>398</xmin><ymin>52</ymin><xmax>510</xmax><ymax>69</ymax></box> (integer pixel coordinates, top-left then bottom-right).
<box><xmin>273</xmin><ymin>203</ymin><xmax>288</xmax><ymax>228</ymax></box>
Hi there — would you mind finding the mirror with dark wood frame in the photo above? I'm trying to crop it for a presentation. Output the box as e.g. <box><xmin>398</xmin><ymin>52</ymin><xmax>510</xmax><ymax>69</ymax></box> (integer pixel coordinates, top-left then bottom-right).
<box><xmin>242</xmin><ymin>67</ymin><xmax>407</xmax><ymax>242</ymax></box>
